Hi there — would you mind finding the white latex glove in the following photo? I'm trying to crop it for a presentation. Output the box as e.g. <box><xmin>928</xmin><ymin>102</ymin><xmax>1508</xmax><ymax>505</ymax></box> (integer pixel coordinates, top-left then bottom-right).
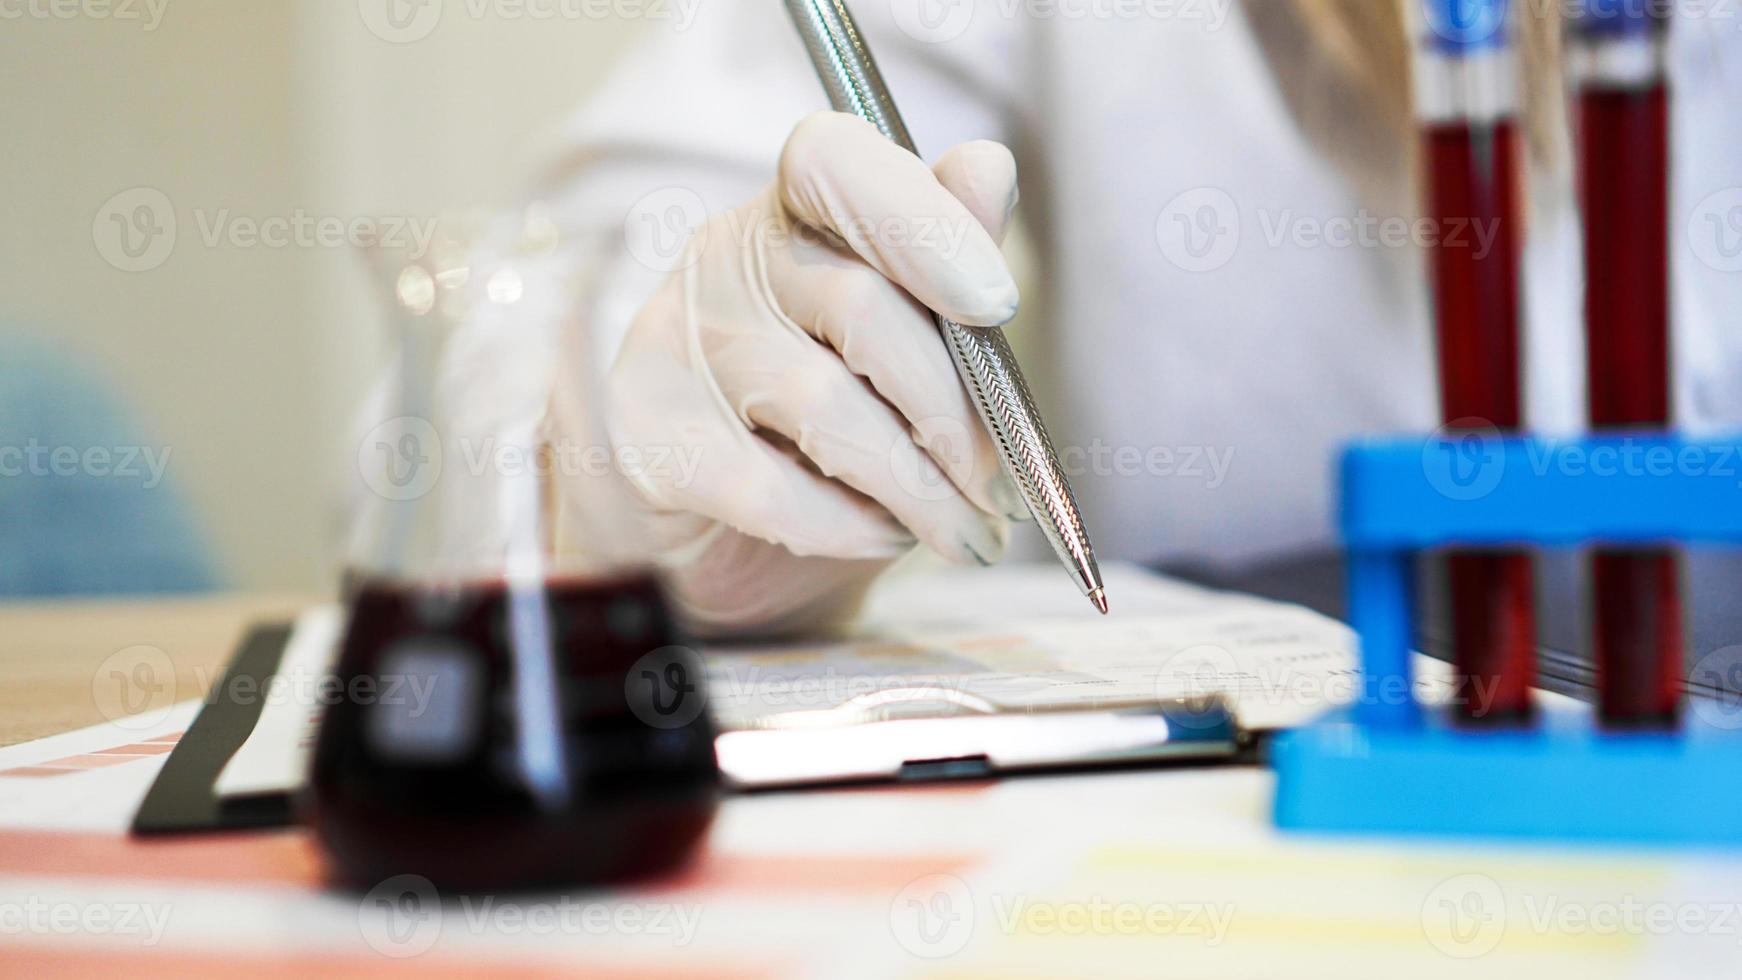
<box><xmin>606</xmin><ymin>111</ymin><xmax>1028</xmax><ymax>637</ymax></box>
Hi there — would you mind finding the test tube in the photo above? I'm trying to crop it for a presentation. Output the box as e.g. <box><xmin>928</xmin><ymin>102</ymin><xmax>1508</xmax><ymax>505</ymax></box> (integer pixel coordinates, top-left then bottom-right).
<box><xmin>1414</xmin><ymin>0</ymin><xmax>1537</xmax><ymax>724</ymax></box>
<box><xmin>1569</xmin><ymin>2</ymin><xmax>1683</xmax><ymax>728</ymax></box>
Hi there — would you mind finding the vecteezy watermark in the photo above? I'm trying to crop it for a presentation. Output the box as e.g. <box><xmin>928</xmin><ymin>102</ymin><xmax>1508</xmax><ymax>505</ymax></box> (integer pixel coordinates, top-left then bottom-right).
<box><xmin>705</xmin><ymin>663</ymin><xmax>985</xmax><ymax>716</ymax></box>
<box><xmin>1422</xmin><ymin>873</ymin><xmax>1742</xmax><ymax>959</ymax></box>
<box><xmin>205</xmin><ymin>667</ymin><xmax>442</xmax><ymax>718</ymax></box>
<box><xmin>625</xmin><ymin>645</ymin><xmax>709</xmax><ymax>730</ymax></box>
<box><xmin>1256</xmin><ymin>209</ymin><xmax>1499</xmax><ymax>259</ymax></box>
<box><xmin>995</xmin><ymin>895</ymin><xmax>1235</xmax><ymax>942</ymax></box>
<box><xmin>1422</xmin><ymin>426</ymin><xmax>1742</xmax><ymax>502</ymax></box>
<box><xmin>890</xmin><ymin>874</ymin><xmax>977</xmax><ymax>958</ymax></box>
<box><xmin>888</xmin><ymin>0</ymin><xmax>976</xmax><ymax>44</ymax></box>
<box><xmin>1688</xmin><ymin>187</ymin><xmax>1742</xmax><ymax>274</ymax></box>
<box><xmin>92</xmin><ymin>187</ymin><xmax>176</xmax><ymax>273</ymax></box>
<box><xmin>1148</xmin><ymin>640</ymin><xmax>1515</xmax><ymax>720</ymax></box>
<box><xmin>91</xmin><ymin>645</ymin><xmax>180</xmax><ymax>731</ymax></box>
<box><xmin>1056</xmin><ymin>440</ymin><xmax>1234</xmax><ymax>487</ymax></box>
<box><xmin>621</xmin><ymin>186</ymin><xmax>988</xmax><ymax>275</ymax></box>
<box><xmin>356</xmin><ymin>0</ymin><xmax>443</xmax><ymax>42</ymax></box>
<box><xmin>356</xmin><ymin>419</ymin><xmax>707</xmax><ymax>502</ymax></box>
<box><xmin>0</xmin><ymin>440</ymin><xmax>172</xmax><ymax>489</ymax></box>
<box><xmin>1157</xmin><ymin>189</ymin><xmax>1505</xmax><ymax>274</ymax></box>
<box><xmin>1152</xmin><ymin>643</ymin><xmax>1252</xmax><ymax>730</ymax></box>
<box><xmin>0</xmin><ymin>898</ymin><xmax>172</xmax><ymax>946</ymax></box>
<box><xmin>360</xmin><ymin>875</ymin><xmax>443</xmax><ymax>959</ymax></box>
<box><xmin>890</xmin><ymin>0</ymin><xmax>1233</xmax><ymax>45</ymax></box>
<box><xmin>1527</xmin><ymin>438</ymin><xmax>1742</xmax><ymax>485</ymax></box>
<box><xmin>1422</xmin><ymin>0</ymin><xmax>1698</xmax><ymax>47</ymax></box>
<box><xmin>1519</xmin><ymin>0</ymin><xmax>1742</xmax><ymax>32</ymax></box>
<box><xmin>1421</xmin><ymin>420</ymin><xmax>1508</xmax><ymax>502</ymax></box>
<box><xmin>359</xmin><ymin>416</ymin><xmax>444</xmax><ymax>502</ymax></box>
<box><xmin>91</xmin><ymin>641</ymin><xmax>455</xmax><ymax>732</ymax></box>
<box><xmin>356</xmin><ymin>0</ymin><xmax>702</xmax><ymax>44</ymax></box>
<box><xmin>1422</xmin><ymin>873</ymin><xmax>1508</xmax><ymax>959</ymax></box>
<box><xmin>358</xmin><ymin>874</ymin><xmax>704</xmax><ymax>959</ymax></box>
<box><xmin>894</xmin><ymin>417</ymin><xmax>1236</xmax><ymax>503</ymax></box>
<box><xmin>0</xmin><ymin>0</ymin><xmax>168</xmax><ymax>29</ymax></box>
<box><xmin>888</xmin><ymin>873</ymin><xmax>1236</xmax><ymax>959</ymax></box>
<box><xmin>1156</xmin><ymin>187</ymin><xmax>1241</xmax><ymax>273</ymax></box>
<box><xmin>191</xmin><ymin>210</ymin><xmax>439</xmax><ymax>257</ymax></box>
<box><xmin>1689</xmin><ymin>645</ymin><xmax>1742</xmax><ymax>732</ymax></box>
<box><xmin>626</xmin><ymin>651</ymin><xmax>993</xmax><ymax>730</ymax></box>
<box><xmin>459</xmin><ymin>437</ymin><xmax>704</xmax><ymax>489</ymax></box>
<box><xmin>895</xmin><ymin>416</ymin><xmax>993</xmax><ymax>505</ymax></box>
<box><xmin>623</xmin><ymin>186</ymin><xmax>710</xmax><ymax>274</ymax></box>
<box><xmin>902</xmin><ymin>432</ymin><xmax>1238</xmax><ymax>490</ymax></box>
<box><xmin>1420</xmin><ymin>0</ymin><xmax>1507</xmax><ymax>47</ymax></box>
<box><xmin>92</xmin><ymin>187</ymin><xmax>439</xmax><ymax>273</ymax></box>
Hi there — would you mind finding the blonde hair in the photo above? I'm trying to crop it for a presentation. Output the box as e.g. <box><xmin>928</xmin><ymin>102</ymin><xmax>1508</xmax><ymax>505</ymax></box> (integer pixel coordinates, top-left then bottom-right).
<box><xmin>1253</xmin><ymin>0</ymin><xmax>1565</xmax><ymax>210</ymax></box>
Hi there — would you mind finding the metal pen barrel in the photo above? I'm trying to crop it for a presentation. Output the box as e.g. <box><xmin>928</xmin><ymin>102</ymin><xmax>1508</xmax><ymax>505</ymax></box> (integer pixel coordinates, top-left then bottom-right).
<box><xmin>783</xmin><ymin>0</ymin><xmax>1106</xmax><ymax>612</ymax></box>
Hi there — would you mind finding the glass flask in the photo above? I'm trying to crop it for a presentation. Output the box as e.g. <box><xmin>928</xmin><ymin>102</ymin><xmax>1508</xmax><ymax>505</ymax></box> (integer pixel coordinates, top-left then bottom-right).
<box><xmin>307</xmin><ymin>214</ymin><xmax>719</xmax><ymax>891</ymax></box>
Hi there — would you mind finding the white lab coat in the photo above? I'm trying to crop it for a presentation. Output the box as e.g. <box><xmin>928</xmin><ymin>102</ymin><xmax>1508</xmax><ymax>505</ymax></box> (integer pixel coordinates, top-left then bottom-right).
<box><xmin>521</xmin><ymin>1</ymin><xmax>1742</xmax><ymax>573</ymax></box>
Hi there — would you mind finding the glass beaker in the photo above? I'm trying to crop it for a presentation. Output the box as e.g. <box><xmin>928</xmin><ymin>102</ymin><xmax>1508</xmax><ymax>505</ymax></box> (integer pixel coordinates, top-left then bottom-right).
<box><xmin>307</xmin><ymin>213</ymin><xmax>719</xmax><ymax>891</ymax></box>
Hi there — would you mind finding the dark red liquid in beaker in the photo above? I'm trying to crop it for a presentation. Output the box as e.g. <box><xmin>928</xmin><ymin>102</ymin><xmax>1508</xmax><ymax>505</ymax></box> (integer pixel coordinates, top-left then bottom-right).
<box><xmin>307</xmin><ymin>573</ymin><xmax>719</xmax><ymax>891</ymax></box>
<box><xmin>1423</xmin><ymin>119</ymin><xmax>1536</xmax><ymax>723</ymax></box>
<box><xmin>1579</xmin><ymin>84</ymin><xmax>1682</xmax><ymax>727</ymax></box>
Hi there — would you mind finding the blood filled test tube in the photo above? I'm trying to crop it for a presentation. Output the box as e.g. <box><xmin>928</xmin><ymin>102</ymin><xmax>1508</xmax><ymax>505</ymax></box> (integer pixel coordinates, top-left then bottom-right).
<box><xmin>1569</xmin><ymin>3</ymin><xmax>1683</xmax><ymax>728</ymax></box>
<box><xmin>1414</xmin><ymin>0</ymin><xmax>1537</xmax><ymax>724</ymax></box>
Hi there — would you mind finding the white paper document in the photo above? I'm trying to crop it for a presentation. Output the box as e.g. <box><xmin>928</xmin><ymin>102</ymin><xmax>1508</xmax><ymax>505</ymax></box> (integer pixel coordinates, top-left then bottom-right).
<box><xmin>0</xmin><ymin>700</ymin><xmax>200</xmax><ymax>832</ymax></box>
<box><xmin>214</xmin><ymin>562</ymin><xmax>1389</xmax><ymax>799</ymax></box>
<box><xmin>707</xmin><ymin>563</ymin><xmax>1369</xmax><ymax>733</ymax></box>
<box><xmin>209</xmin><ymin>606</ymin><xmax>344</xmax><ymax>799</ymax></box>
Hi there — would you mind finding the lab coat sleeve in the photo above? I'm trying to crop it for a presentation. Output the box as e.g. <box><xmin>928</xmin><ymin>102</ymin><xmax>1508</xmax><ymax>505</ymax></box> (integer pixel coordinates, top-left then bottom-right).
<box><xmin>1674</xmin><ymin>25</ymin><xmax>1742</xmax><ymax>432</ymax></box>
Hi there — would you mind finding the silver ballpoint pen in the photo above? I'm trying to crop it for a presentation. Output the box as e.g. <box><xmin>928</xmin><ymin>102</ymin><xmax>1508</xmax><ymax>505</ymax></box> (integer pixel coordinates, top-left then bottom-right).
<box><xmin>783</xmin><ymin>0</ymin><xmax>1107</xmax><ymax>614</ymax></box>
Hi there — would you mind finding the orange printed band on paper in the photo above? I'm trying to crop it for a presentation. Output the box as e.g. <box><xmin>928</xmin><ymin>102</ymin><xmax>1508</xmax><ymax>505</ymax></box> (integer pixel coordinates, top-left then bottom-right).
<box><xmin>0</xmin><ymin>827</ymin><xmax>978</xmax><ymax>899</ymax></box>
<box><xmin>0</xmin><ymin>733</ymin><xmax>183</xmax><ymax>779</ymax></box>
<box><xmin>0</xmin><ymin>945</ymin><xmax>781</xmax><ymax>980</ymax></box>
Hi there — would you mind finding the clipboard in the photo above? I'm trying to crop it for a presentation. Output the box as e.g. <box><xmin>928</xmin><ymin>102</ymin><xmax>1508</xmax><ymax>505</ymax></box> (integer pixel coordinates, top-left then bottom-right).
<box><xmin>133</xmin><ymin>617</ymin><xmax>1248</xmax><ymax>831</ymax></box>
<box><xmin>131</xmin><ymin>623</ymin><xmax>296</xmax><ymax>835</ymax></box>
<box><xmin>129</xmin><ymin>563</ymin><xmax>1384</xmax><ymax>834</ymax></box>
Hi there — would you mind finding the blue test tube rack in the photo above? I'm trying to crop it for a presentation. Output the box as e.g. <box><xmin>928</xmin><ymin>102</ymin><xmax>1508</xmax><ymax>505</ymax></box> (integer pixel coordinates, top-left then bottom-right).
<box><xmin>1271</xmin><ymin>432</ymin><xmax>1742</xmax><ymax>846</ymax></box>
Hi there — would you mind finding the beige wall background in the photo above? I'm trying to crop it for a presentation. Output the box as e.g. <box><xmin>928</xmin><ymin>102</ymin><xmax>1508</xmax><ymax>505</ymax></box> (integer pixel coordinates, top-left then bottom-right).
<box><xmin>0</xmin><ymin>2</ymin><xmax>646</xmax><ymax>591</ymax></box>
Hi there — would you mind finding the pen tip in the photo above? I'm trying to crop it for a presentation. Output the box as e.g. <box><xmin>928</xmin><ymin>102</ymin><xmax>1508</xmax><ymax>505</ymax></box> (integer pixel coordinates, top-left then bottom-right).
<box><xmin>1088</xmin><ymin>588</ymin><xmax>1108</xmax><ymax>615</ymax></box>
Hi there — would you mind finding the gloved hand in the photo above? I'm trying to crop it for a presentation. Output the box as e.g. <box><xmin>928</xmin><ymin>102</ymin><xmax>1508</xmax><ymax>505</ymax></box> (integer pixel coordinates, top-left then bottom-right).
<box><xmin>605</xmin><ymin>111</ymin><xmax>1028</xmax><ymax>637</ymax></box>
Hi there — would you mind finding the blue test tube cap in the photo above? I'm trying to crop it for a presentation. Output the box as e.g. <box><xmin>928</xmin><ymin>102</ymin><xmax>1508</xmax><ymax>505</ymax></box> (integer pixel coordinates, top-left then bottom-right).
<box><xmin>1420</xmin><ymin>0</ymin><xmax>1510</xmax><ymax>54</ymax></box>
<box><xmin>1568</xmin><ymin>0</ymin><xmax>1670</xmax><ymax>38</ymax></box>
